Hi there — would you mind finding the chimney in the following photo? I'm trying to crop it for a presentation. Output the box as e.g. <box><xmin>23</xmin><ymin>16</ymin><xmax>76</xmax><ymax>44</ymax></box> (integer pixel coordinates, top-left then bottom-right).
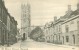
<box><xmin>66</xmin><ymin>5</ymin><xmax>72</xmax><ymax>13</ymax></box>
<box><xmin>77</xmin><ymin>0</ymin><xmax>79</xmax><ymax>10</ymax></box>
<box><xmin>68</xmin><ymin>5</ymin><xmax>71</xmax><ymax>11</ymax></box>
<box><xmin>54</xmin><ymin>16</ymin><xmax>57</xmax><ymax>21</ymax></box>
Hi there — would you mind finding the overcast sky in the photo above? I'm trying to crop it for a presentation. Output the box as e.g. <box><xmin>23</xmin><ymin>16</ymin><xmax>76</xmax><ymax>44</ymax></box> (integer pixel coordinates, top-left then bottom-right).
<box><xmin>4</xmin><ymin>0</ymin><xmax>78</xmax><ymax>28</ymax></box>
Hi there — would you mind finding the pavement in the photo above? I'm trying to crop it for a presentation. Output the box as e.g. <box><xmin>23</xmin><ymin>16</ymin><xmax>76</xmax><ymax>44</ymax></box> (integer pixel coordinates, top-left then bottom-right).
<box><xmin>20</xmin><ymin>39</ymin><xmax>79</xmax><ymax>50</ymax></box>
<box><xmin>11</xmin><ymin>41</ymin><xmax>21</xmax><ymax>47</ymax></box>
<box><xmin>0</xmin><ymin>39</ymin><xmax>79</xmax><ymax>50</ymax></box>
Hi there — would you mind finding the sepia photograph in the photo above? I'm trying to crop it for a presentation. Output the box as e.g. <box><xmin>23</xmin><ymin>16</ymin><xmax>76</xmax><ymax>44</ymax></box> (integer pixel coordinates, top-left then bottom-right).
<box><xmin>0</xmin><ymin>0</ymin><xmax>79</xmax><ymax>50</ymax></box>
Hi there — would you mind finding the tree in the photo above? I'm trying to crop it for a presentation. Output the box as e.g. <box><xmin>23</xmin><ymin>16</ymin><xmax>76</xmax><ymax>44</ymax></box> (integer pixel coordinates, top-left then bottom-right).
<box><xmin>29</xmin><ymin>26</ymin><xmax>44</xmax><ymax>41</ymax></box>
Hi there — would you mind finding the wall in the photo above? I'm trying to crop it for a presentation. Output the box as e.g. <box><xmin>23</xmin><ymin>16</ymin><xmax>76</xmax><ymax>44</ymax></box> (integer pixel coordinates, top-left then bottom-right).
<box><xmin>61</xmin><ymin>16</ymin><xmax>79</xmax><ymax>46</ymax></box>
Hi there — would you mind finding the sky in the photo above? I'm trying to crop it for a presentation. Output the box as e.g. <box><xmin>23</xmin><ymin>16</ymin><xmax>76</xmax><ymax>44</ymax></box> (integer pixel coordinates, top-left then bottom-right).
<box><xmin>4</xmin><ymin>0</ymin><xmax>78</xmax><ymax>28</ymax></box>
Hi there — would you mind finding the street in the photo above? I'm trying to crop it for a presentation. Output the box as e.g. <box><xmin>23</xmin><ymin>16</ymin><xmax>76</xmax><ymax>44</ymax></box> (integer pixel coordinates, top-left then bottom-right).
<box><xmin>0</xmin><ymin>38</ymin><xmax>78</xmax><ymax>50</ymax></box>
<box><xmin>10</xmin><ymin>38</ymin><xmax>79</xmax><ymax>50</ymax></box>
<box><xmin>0</xmin><ymin>39</ymin><xmax>78</xmax><ymax>50</ymax></box>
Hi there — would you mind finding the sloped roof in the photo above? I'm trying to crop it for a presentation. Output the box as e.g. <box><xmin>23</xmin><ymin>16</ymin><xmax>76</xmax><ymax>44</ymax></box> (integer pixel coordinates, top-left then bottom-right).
<box><xmin>62</xmin><ymin>10</ymin><xmax>73</xmax><ymax>19</ymax></box>
<box><xmin>70</xmin><ymin>9</ymin><xmax>79</xmax><ymax>16</ymax></box>
<box><xmin>61</xmin><ymin>9</ymin><xmax>79</xmax><ymax>24</ymax></box>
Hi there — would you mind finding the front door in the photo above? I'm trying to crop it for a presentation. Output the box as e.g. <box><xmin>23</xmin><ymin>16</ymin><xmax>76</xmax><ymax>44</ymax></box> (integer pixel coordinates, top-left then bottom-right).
<box><xmin>62</xmin><ymin>36</ymin><xmax>64</xmax><ymax>44</ymax></box>
<box><xmin>23</xmin><ymin>33</ymin><xmax>25</xmax><ymax>40</ymax></box>
<box><xmin>73</xmin><ymin>35</ymin><xmax>75</xmax><ymax>44</ymax></box>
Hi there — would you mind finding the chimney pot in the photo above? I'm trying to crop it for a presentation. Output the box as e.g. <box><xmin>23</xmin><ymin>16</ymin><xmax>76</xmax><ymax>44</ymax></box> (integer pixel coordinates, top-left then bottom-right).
<box><xmin>54</xmin><ymin>16</ymin><xmax>57</xmax><ymax>21</ymax></box>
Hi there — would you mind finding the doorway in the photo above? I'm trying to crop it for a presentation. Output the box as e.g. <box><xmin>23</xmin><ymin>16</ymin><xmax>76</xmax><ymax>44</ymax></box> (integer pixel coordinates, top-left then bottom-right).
<box><xmin>62</xmin><ymin>36</ymin><xmax>64</xmax><ymax>44</ymax></box>
<box><xmin>22</xmin><ymin>33</ymin><xmax>26</xmax><ymax>41</ymax></box>
<box><xmin>73</xmin><ymin>35</ymin><xmax>75</xmax><ymax>44</ymax></box>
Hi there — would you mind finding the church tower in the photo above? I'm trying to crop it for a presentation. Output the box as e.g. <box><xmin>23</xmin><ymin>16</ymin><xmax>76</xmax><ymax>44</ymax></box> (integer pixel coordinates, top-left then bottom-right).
<box><xmin>21</xmin><ymin>0</ymin><xmax>31</xmax><ymax>40</ymax></box>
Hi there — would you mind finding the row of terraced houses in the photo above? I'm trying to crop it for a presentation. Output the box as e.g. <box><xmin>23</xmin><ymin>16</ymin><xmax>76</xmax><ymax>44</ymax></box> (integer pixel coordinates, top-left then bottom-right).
<box><xmin>43</xmin><ymin>2</ymin><xmax>79</xmax><ymax>46</ymax></box>
<box><xmin>0</xmin><ymin>0</ymin><xmax>17</xmax><ymax>46</ymax></box>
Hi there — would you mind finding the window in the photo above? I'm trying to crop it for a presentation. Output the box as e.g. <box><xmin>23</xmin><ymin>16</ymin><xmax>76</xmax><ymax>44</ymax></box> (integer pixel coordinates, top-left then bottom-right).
<box><xmin>78</xmin><ymin>34</ymin><xmax>79</xmax><ymax>42</ymax></box>
<box><xmin>65</xmin><ymin>25</ymin><xmax>69</xmax><ymax>32</ymax></box>
<box><xmin>0</xmin><ymin>8</ymin><xmax>1</xmax><ymax>20</ymax></box>
<box><xmin>0</xmin><ymin>28</ymin><xmax>1</xmax><ymax>43</ymax></box>
<box><xmin>70</xmin><ymin>21</ymin><xmax>74</xmax><ymax>24</ymax></box>
<box><xmin>0</xmin><ymin>8</ymin><xmax>1</xmax><ymax>14</ymax></box>
<box><xmin>0</xmin><ymin>28</ymin><xmax>1</xmax><ymax>34</ymax></box>
<box><xmin>59</xmin><ymin>35</ymin><xmax>60</xmax><ymax>41</ymax></box>
<box><xmin>62</xmin><ymin>36</ymin><xmax>64</xmax><ymax>44</ymax></box>
<box><xmin>49</xmin><ymin>37</ymin><xmax>50</xmax><ymax>39</ymax></box>
<box><xmin>2</xmin><ymin>9</ymin><xmax>3</xmax><ymax>21</ymax></box>
<box><xmin>77</xmin><ymin>21</ymin><xmax>79</xmax><ymax>32</ymax></box>
<box><xmin>59</xmin><ymin>25</ymin><xmax>61</xmax><ymax>32</ymax></box>
<box><xmin>66</xmin><ymin>36</ymin><xmax>69</xmax><ymax>42</ymax></box>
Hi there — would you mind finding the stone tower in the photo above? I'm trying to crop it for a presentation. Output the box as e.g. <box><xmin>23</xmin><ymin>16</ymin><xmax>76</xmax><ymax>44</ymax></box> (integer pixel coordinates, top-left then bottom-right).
<box><xmin>21</xmin><ymin>0</ymin><xmax>31</xmax><ymax>39</ymax></box>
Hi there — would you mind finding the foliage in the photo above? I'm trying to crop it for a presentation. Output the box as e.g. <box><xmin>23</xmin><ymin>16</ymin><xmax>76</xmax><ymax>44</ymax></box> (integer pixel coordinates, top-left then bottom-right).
<box><xmin>29</xmin><ymin>26</ymin><xmax>45</xmax><ymax>42</ymax></box>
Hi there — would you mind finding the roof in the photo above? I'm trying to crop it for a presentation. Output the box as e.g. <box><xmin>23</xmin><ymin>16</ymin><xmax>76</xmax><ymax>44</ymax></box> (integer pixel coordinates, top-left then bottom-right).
<box><xmin>70</xmin><ymin>9</ymin><xmax>79</xmax><ymax>16</ymax></box>
<box><xmin>61</xmin><ymin>9</ymin><xmax>79</xmax><ymax>24</ymax></box>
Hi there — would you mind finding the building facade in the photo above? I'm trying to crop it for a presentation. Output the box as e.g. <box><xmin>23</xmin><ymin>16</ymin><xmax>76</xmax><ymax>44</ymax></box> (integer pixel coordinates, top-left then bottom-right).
<box><xmin>0</xmin><ymin>0</ymin><xmax>18</xmax><ymax>46</ymax></box>
<box><xmin>9</xmin><ymin>17</ymin><xmax>17</xmax><ymax>45</ymax></box>
<box><xmin>43</xmin><ymin>2</ymin><xmax>79</xmax><ymax>46</ymax></box>
<box><xmin>44</xmin><ymin>22</ymin><xmax>54</xmax><ymax>43</ymax></box>
<box><xmin>0</xmin><ymin>0</ymin><xmax>8</xmax><ymax>45</ymax></box>
<box><xmin>61</xmin><ymin>3</ymin><xmax>79</xmax><ymax>46</ymax></box>
<box><xmin>53</xmin><ymin>5</ymin><xmax>72</xmax><ymax>43</ymax></box>
<box><xmin>53</xmin><ymin>16</ymin><xmax>64</xmax><ymax>44</ymax></box>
